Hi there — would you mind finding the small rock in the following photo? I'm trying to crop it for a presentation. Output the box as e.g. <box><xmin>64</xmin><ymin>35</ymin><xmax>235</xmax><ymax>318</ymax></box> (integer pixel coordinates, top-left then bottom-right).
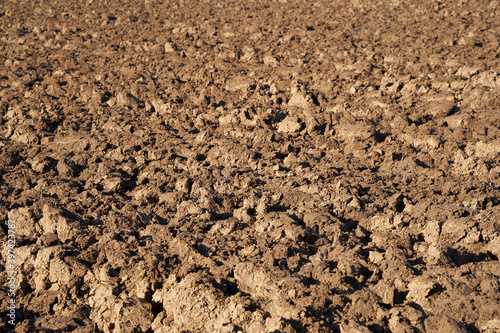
<box><xmin>348</xmin><ymin>196</ymin><xmax>361</xmax><ymax>209</ymax></box>
<box><xmin>288</xmin><ymin>93</ymin><xmax>313</xmax><ymax>108</ymax></box>
<box><xmin>423</xmin><ymin>220</ymin><xmax>441</xmax><ymax>244</ymax></box>
<box><xmin>164</xmin><ymin>42</ymin><xmax>176</xmax><ymax>53</ymax></box>
<box><xmin>277</xmin><ymin>116</ymin><xmax>302</xmax><ymax>133</ymax></box>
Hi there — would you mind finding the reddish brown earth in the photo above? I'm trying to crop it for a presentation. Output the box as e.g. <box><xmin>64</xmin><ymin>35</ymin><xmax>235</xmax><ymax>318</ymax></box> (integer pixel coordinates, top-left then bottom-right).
<box><xmin>1</xmin><ymin>0</ymin><xmax>499</xmax><ymax>332</ymax></box>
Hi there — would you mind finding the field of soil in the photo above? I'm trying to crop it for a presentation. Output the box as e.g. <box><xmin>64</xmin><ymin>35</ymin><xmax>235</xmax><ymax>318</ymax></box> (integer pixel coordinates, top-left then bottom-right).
<box><xmin>1</xmin><ymin>0</ymin><xmax>499</xmax><ymax>332</ymax></box>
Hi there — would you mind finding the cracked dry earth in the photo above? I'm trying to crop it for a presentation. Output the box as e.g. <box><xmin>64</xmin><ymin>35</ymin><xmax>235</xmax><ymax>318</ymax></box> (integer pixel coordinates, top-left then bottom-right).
<box><xmin>1</xmin><ymin>0</ymin><xmax>500</xmax><ymax>332</ymax></box>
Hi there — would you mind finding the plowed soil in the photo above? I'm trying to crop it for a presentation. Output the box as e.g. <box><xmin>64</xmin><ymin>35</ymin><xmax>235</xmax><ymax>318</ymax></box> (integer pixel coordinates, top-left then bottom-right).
<box><xmin>1</xmin><ymin>0</ymin><xmax>499</xmax><ymax>332</ymax></box>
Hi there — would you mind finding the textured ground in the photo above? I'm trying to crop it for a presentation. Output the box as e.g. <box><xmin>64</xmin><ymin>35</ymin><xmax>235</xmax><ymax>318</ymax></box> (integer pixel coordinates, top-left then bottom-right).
<box><xmin>1</xmin><ymin>0</ymin><xmax>499</xmax><ymax>332</ymax></box>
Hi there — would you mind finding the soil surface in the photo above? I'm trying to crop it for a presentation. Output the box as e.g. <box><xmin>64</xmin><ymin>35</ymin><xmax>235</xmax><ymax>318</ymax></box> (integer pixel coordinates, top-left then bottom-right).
<box><xmin>1</xmin><ymin>0</ymin><xmax>499</xmax><ymax>332</ymax></box>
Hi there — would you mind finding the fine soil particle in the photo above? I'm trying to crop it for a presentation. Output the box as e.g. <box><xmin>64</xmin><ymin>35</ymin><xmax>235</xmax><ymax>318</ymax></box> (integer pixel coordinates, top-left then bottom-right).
<box><xmin>1</xmin><ymin>0</ymin><xmax>499</xmax><ymax>332</ymax></box>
